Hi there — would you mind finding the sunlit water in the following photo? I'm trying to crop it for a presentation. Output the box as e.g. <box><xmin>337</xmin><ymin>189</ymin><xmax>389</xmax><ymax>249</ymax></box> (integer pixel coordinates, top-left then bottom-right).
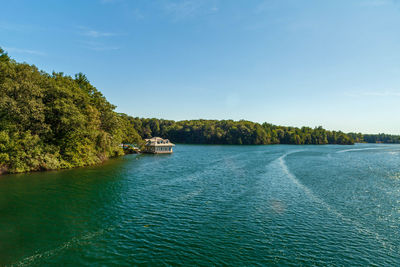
<box><xmin>1</xmin><ymin>144</ymin><xmax>399</xmax><ymax>266</ymax></box>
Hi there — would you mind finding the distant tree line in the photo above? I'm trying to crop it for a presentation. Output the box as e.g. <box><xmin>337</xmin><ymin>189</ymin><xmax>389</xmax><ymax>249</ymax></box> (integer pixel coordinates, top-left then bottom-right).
<box><xmin>347</xmin><ymin>133</ymin><xmax>400</xmax><ymax>144</ymax></box>
<box><xmin>124</xmin><ymin>117</ymin><xmax>355</xmax><ymax>145</ymax></box>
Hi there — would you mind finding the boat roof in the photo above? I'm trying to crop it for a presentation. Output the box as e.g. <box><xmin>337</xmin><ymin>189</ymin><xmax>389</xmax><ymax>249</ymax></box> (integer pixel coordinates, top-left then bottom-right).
<box><xmin>145</xmin><ymin>137</ymin><xmax>175</xmax><ymax>146</ymax></box>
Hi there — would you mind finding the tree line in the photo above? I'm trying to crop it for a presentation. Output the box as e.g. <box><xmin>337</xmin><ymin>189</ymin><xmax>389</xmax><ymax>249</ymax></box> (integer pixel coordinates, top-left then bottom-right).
<box><xmin>125</xmin><ymin>117</ymin><xmax>354</xmax><ymax>145</ymax></box>
<box><xmin>347</xmin><ymin>133</ymin><xmax>400</xmax><ymax>144</ymax></box>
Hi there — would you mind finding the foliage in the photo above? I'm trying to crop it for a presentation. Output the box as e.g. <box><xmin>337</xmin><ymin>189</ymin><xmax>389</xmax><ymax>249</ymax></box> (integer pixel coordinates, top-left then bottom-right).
<box><xmin>348</xmin><ymin>132</ymin><xmax>400</xmax><ymax>144</ymax></box>
<box><xmin>127</xmin><ymin>118</ymin><xmax>355</xmax><ymax>145</ymax></box>
<box><xmin>0</xmin><ymin>48</ymin><xmax>141</xmax><ymax>173</ymax></box>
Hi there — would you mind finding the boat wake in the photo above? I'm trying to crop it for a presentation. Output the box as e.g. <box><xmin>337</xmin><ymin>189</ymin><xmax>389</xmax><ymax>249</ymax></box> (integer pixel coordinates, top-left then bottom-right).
<box><xmin>160</xmin><ymin>150</ymin><xmax>250</xmax><ymax>187</ymax></box>
<box><xmin>278</xmin><ymin>151</ymin><xmax>398</xmax><ymax>254</ymax></box>
<box><xmin>11</xmin><ymin>226</ymin><xmax>116</xmax><ymax>267</ymax></box>
<box><xmin>336</xmin><ymin>147</ymin><xmax>382</xmax><ymax>153</ymax></box>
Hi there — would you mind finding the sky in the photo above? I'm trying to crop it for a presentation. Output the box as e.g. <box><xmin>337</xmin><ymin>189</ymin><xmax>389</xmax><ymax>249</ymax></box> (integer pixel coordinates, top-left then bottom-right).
<box><xmin>1</xmin><ymin>0</ymin><xmax>400</xmax><ymax>134</ymax></box>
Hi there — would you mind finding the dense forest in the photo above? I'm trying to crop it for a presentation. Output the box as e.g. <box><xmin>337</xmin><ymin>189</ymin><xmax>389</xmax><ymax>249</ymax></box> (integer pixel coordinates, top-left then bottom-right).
<box><xmin>0</xmin><ymin>48</ymin><xmax>141</xmax><ymax>174</ymax></box>
<box><xmin>0</xmin><ymin>48</ymin><xmax>396</xmax><ymax>174</ymax></box>
<box><xmin>127</xmin><ymin>118</ymin><xmax>354</xmax><ymax>145</ymax></box>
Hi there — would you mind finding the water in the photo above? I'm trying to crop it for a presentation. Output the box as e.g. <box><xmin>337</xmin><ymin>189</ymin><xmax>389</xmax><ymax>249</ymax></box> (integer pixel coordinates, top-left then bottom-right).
<box><xmin>1</xmin><ymin>144</ymin><xmax>400</xmax><ymax>266</ymax></box>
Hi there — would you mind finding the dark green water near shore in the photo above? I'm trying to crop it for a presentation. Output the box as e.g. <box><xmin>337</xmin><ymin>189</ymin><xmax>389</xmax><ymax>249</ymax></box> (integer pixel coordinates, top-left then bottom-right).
<box><xmin>1</xmin><ymin>144</ymin><xmax>399</xmax><ymax>266</ymax></box>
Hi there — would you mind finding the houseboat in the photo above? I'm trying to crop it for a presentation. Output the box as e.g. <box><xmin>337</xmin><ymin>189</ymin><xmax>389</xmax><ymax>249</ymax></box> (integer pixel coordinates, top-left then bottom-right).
<box><xmin>143</xmin><ymin>137</ymin><xmax>175</xmax><ymax>154</ymax></box>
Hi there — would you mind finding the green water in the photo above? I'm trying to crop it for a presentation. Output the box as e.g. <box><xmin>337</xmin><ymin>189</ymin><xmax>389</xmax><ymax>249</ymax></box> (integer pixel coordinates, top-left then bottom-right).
<box><xmin>1</xmin><ymin>144</ymin><xmax>400</xmax><ymax>266</ymax></box>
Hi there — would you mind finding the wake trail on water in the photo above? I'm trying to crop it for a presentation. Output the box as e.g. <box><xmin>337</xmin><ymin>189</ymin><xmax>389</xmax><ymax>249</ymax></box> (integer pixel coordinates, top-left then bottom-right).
<box><xmin>171</xmin><ymin>150</ymin><xmax>258</xmax><ymax>201</ymax></box>
<box><xmin>160</xmin><ymin>150</ymin><xmax>254</xmax><ymax>188</ymax></box>
<box><xmin>11</xmin><ymin>226</ymin><xmax>116</xmax><ymax>267</ymax></box>
<box><xmin>278</xmin><ymin>151</ymin><xmax>399</xmax><ymax>254</ymax></box>
<box><xmin>336</xmin><ymin>147</ymin><xmax>383</xmax><ymax>153</ymax></box>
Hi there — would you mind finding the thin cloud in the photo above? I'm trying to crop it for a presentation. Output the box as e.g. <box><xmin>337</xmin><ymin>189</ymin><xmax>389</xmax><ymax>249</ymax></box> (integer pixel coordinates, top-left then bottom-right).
<box><xmin>164</xmin><ymin>0</ymin><xmax>203</xmax><ymax>19</ymax></box>
<box><xmin>79</xmin><ymin>40</ymin><xmax>120</xmax><ymax>51</ymax></box>
<box><xmin>345</xmin><ymin>91</ymin><xmax>400</xmax><ymax>97</ymax></box>
<box><xmin>360</xmin><ymin>0</ymin><xmax>394</xmax><ymax>6</ymax></box>
<box><xmin>254</xmin><ymin>0</ymin><xmax>273</xmax><ymax>14</ymax></box>
<box><xmin>78</xmin><ymin>27</ymin><xmax>117</xmax><ymax>38</ymax></box>
<box><xmin>132</xmin><ymin>8</ymin><xmax>145</xmax><ymax>20</ymax></box>
<box><xmin>210</xmin><ymin>6</ymin><xmax>219</xmax><ymax>12</ymax></box>
<box><xmin>77</xmin><ymin>26</ymin><xmax>121</xmax><ymax>51</ymax></box>
<box><xmin>85</xmin><ymin>30</ymin><xmax>116</xmax><ymax>38</ymax></box>
<box><xmin>363</xmin><ymin>91</ymin><xmax>400</xmax><ymax>97</ymax></box>
<box><xmin>162</xmin><ymin>0</ymin><xmax>219</xmax><ymax>21</ymax></box>
<box><xmin>4</xmin><ymin>47</ymin><xmax>45</xmax><ymax>56</ymax></box>
<box><xmin>100</xmin><ymin>0</ymin><xmax>122</xmax><ymax>4</ymax></box>
<box><xmin>0</xmin><ymin>22</ymin><xmax>41</xmax><ymax>32</ymax></box>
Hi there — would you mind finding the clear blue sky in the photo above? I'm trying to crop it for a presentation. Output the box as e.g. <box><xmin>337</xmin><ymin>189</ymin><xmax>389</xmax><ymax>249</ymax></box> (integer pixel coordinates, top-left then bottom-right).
<box><xmin>2</xmin><ymin>0</ymin><xmax>400</xmax><ymax>134</ymax></box>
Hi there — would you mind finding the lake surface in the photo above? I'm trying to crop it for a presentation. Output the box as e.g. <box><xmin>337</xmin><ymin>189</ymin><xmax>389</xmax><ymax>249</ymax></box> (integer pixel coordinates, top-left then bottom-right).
<box><xmin>1</xmin><ymin>144</ymin><xmax>400</xmax><ymax>266</ymax></box>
